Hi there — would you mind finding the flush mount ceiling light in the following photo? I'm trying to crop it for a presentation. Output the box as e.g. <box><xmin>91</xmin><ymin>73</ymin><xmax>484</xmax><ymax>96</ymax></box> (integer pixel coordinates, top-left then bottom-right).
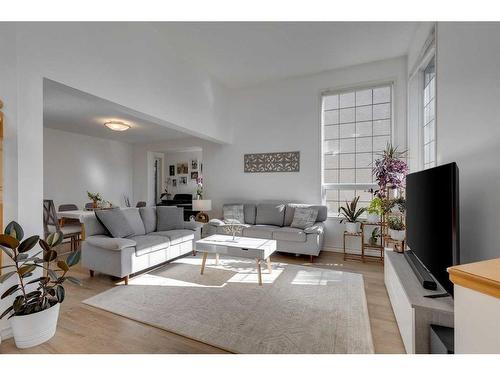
<box><xmin>104</xmin><ymin>121</ymin><xmax>131</xmax><ymax>132</ymax></box>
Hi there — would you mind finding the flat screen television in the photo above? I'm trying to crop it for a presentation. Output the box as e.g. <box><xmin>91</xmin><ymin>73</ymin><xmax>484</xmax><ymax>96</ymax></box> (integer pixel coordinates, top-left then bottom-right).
<box><xmin>405</xmin><ymin>162</ymin><xmax>460</xmax><ymax>296</ymax></box>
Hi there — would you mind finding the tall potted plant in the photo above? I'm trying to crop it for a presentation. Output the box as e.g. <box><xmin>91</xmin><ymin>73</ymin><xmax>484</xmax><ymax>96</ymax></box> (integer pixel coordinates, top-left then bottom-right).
<box><xmin>339</xmin><ymin>196</ymin><xmax>366</xmax><ymax>234</ymax></box>
<box><xmin>0</xmin><ymin>221</ymin><xmax>81</xmax><ymax>348</ymax></box>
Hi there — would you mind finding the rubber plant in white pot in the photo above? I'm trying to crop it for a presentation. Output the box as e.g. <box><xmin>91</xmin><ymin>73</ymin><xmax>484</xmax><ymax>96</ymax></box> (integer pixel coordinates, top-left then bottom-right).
<box><xmin>388</xmin><ymin>216</ymin><xmax>406</xmax><ymax>241</ymax></box>
<box><xmin>0</xmin><ymin>221</ymin><xmax>81</xmax><ymax>349</ymax></box>
<box><xmin>339</xmin><ymin>196</ymin><xmax>366</xmax><ymax>234</ymax></box>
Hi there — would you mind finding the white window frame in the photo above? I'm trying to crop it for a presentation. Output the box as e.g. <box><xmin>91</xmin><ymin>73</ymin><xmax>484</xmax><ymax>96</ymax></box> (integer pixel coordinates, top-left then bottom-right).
<box><xmin>422</xmin><ymin>56</ymin><xmax>437</xmax><ymax>169</ymax></box>
<box><xmin>320</xmin><ymin>82</ymin><xmax>395</xmax><ymax>217</ymax></box>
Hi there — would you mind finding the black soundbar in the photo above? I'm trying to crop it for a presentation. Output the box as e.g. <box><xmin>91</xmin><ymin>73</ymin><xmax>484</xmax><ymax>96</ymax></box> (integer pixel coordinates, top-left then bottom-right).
<box><xmin>404</xmin><ymin>250</ymin><xmax>437</xmax><ymax>290</ymax></box>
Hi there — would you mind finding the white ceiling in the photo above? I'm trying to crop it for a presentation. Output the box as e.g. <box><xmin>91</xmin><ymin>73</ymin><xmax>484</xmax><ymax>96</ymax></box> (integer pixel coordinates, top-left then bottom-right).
<box><xmin>157</xmin><ymin>22</ymin><xmax>419</xmax><ymax>88</ymax></box>
<box><xmin>43</xmin><ymin>79</ymin><xmax>191</xmax><ymax>144</ymax></box>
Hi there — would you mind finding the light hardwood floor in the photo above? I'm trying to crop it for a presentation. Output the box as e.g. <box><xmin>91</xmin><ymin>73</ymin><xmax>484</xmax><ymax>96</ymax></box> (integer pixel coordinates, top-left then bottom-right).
<box><xmin>0</xmin><ymin>250</ymin><xmax>405</xmax><ymax>354</ymax></box>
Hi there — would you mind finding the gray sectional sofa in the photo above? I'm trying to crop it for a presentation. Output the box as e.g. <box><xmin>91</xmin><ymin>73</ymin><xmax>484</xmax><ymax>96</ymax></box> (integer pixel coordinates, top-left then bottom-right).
<box><xmin>202</xmin><ymin>203</ymin><xmax>327</xmax><ymax>261</ymax></box>
<box><xmin>81</xmin><ymin>206</ymin><xmax>201</xmax><ymax>283</ymax></box>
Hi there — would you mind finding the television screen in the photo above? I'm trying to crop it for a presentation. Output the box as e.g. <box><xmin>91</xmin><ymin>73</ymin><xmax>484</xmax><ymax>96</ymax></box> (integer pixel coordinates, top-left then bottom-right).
<box><xmin>406</xmin><ymin>162</ymin><xmax>460</xmax><ymax>295</ymax></box>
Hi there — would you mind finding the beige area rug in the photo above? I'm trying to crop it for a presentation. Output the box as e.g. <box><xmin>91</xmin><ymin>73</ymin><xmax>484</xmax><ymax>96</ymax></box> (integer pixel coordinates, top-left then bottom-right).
<box><xmin>83</xmin><ymin>255</ymin><xmax>374</xmax><ymax>354</ymax></box>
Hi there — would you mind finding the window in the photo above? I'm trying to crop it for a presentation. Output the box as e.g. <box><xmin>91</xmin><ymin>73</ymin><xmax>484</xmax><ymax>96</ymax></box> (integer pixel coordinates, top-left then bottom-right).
<box><xmin>423</xmin><ymin>59</ymin><xmax>436</xmax><ymax>169</ymax></box>
<box><xmin>321</xmin><ymin>84</ymin><xmax>393</xmax><ymax>216</ymax></box>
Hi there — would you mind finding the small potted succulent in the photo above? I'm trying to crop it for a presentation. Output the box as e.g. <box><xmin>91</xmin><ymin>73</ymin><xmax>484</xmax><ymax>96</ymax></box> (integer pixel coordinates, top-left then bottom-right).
<box><xmin>0</xmin><ymin>222</ymin><xmax>81</xmax><ymax>348</ymax></box>
<box><xmin>366</xmin><ymin>197</ymin><xmax>383</xmax><ymax>223</ymax></box>
<box><xmin>388</xmin><ymin>216</ymin><xmax>406</xmax><ymax>241</ymax></box>
<box><xmin>339</xmin><ymin>196</ymin><xmax>366</xmax><ymax>234</ymax></box>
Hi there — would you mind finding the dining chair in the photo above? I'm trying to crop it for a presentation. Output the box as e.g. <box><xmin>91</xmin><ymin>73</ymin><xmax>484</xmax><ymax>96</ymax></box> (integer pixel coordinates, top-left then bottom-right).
<box><xmin>43</xmin><ymin>199</ymin><xmax>81</xmax><ymax>251</ymax></box>
<box><xmin>58</xmin><ymin>203</ymin><xmax>80</xmax><ymax>227</ymax></box>
<box><xmin>136</xmin><ymin>201</ymin><xmax>146</xmax><ymax>208</ymax></box>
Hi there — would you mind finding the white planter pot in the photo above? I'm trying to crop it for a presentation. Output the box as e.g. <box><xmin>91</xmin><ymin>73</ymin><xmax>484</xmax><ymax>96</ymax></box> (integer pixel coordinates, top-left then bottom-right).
<box><xmin>345</xmin><ymin>222</ymin><xmax>361</xmax><ymax>234</ymax></box>
<box><xmin>389</xmin><ymin>229</ymin><xmax>406</xmax><ymax>241</ymax></box>
<box><xmin>366</xmin><ymin>213</ymin><xmax>380</xmax><ymax>223</ymax></box>
<box><xmin>10</xmin><ymin>303</ymin><xmax>60</xmax><ymax>349</ymax></box>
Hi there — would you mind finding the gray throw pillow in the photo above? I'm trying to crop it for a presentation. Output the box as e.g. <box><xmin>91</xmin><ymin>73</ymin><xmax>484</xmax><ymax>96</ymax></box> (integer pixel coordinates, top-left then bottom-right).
<box><xmin>95</xmin><ymin>209</ymin><xmax>135</xmax><ymax>238</ymax></box>
<box><xmin>157</xmin><ymin>206</ymin><xmax>184</xmax><ymax>231</ymax></box>
<box><xmin>223</xmin><ymin>204</ymin><xmax>245</xmax><ymax>223</ymax></box>
<box><xmin>290</xmin><ymin>207</ymin><xmax>318</xmax><ymax>230</ymax></box>
<box><xmin>122</xmin><ymin>208</ymin><xmax>146</xmax><ymax>236</ymax></box>
<box><xmin>139</xmin><ymin>207</ymin><xmax>157</xmax><ymax>233</ymax></box>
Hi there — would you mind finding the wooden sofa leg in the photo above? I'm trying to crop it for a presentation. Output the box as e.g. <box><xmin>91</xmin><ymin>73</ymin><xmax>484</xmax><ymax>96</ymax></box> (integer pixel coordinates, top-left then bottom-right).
<box><xmin>124</xmin><ymin>275</ymin><xmax>129</xmax><ymax>285</ymax></box>
<box><xmin>89</xmin><ymin>270</ymin><xmax>95</xmax><ymax>277</ymax></box>
<box><xmin>310</xmin><ymin>255</ymin><xmax>313</xmax><ymax>263</ymax></box>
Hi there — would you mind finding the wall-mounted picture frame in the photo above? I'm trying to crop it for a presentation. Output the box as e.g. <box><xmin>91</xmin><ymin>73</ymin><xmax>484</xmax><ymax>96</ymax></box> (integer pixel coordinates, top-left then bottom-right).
<box><xmin>172</xmin><ymin>179</ymin><xmax>177</xmax><ymax>187</ymax></box>
<box><xmin>191</xmin><ymin>171</ymin><xmax>199</xmax><ymax>180</ymax></box>
<box><xmin>191</xmin><ymin>159</ymin><xmax>198</xmax><ymax>170</ymax></box>
<box><xmin>177</xmin><ymin>162</ymin><xmax>188</xmax><ymax>174</ymax></box>
<box><xmin>180</xmin><ymin>176</ymin><xmax>187</xmax><ymax>185</ymax></box>
<box><xmin>169</xmin><ymin>165</ymin><xmax>175</xmax><ymax>176</ymax></box>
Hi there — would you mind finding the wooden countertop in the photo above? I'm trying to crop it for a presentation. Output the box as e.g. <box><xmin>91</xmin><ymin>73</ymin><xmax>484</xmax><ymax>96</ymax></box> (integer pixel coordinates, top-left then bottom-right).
<box><xmin>448</xmin><ymin>258</ymin><xmax>500</xmax><ymax>299</ymax></box>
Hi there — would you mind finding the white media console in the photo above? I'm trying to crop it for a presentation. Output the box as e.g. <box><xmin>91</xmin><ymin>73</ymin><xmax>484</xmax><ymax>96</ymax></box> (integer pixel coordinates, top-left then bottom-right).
<box><xmin>384</xmin><ymin>250</ymin><xmax>454</xmax><ymax>353</ymax></box>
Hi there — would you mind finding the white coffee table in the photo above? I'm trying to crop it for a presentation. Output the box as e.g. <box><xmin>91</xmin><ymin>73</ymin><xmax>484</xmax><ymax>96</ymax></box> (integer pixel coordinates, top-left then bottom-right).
<box><xmin>195</xmin><ymin>234</ymin><xmax>277</xmax><ymax>285</ymax></box>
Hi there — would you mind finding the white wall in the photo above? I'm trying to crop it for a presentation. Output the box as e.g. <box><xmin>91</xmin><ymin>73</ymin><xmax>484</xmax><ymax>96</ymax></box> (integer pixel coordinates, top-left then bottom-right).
<box><xmin>43</xmin><ymin>128</ymin><xmax>134</xmax><ymax>209</ymax></box>
<box><xmin>164</xmin><ymin>150</ymin><xmax>203</xmax><ymax>197</ymax></box>
<box><xmin>436</xmin><ymin>23</ymin><xmax>500</xmax><ymax>263</ymax></box>
<box><xmin>203</xmin><ymin>57</ymin><xmax>408</xmax><ymax>249</ymax></box>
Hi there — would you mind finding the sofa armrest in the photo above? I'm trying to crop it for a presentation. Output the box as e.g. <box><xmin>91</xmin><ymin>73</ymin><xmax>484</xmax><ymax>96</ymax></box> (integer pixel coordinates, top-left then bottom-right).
<box><xmin>85</xmin><ymin>235</ymin><xmax>136</xmax><ymax>251</ymax></box>
<box><xmin>304</xmin><ymin>222</ymin><xmax>325</xmax><ymax>235</ymax></box>
<box><xmin>183</xmin><ymin>221</ymin><xmax>203</xmax><ymax>231</ymax></box>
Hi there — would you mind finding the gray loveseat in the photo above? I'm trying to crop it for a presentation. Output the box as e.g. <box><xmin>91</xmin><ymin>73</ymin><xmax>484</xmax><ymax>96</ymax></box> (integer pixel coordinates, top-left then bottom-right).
<box><xmin>202</xmin><ymin>203</ymin><xmax>327</xmax><ymax>261</ymax></box>
<box><xmin>81</xmin><ymin>207</ymin><xmax>201</xmax><ymax>283</ymax></box>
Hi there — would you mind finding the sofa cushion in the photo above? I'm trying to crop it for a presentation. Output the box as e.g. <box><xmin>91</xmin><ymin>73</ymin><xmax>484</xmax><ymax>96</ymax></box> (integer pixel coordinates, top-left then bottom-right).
<box><xmin>95</xmin><ymin>209</ymin><xmax>135</xmax><ymax>238</ymax></box>
<box><xmin>242</xmin><ymin>225</ymin><xmax>279</xmax><ymax>239</ymax></box>
<box><xmin>290</xmin><ymin>207</ymin><xmax>318</xmax><ymax>230</ymax></box>
<box><xmin>223</xmin><ymin>204</ymin><xmax>245</xmax><ymax>223</ymax></box>
<box><xmin>154</xmin><ymin>229</ymin><xmax>194</xmax><ymax>246</ymax></box>
<box><xmin>122</xmin><ymin>208</ymin><xmax>146</xmax><ymax>236</ymax></box>
<box><xmin>255</xmin><ymin>204</ymin><xmax>286</xmax><ymax>226</ymax></box>
<box><xmin>272</xmin><ymin>227</ymin><xmax>307</xmax><ymax>242</ymax></box>
<box><xmin>139</xmin><ymin>207</ymin><xmax>157</xmax><ymax>233</ymax></box>
<box><xmin>284</xmin><ymin>204</ymin><xmax>328</xmax><ymax>226</ymax></box>
<box><xmin>85</xmin><ymin>235</ymin><xmax>136</xmax><ymax>251</ymax></box>
<box><xmin>129</xmin><ymin>235</ymin><xmax>170</xmax><ymax>256</ymax></box>
<box><xmin>244</xmin><ymin>204</ymin><xmax>257</xmax><ymax>225</ymax></box>
<box><xmin>157</xmin><ymin>206</ymin><xmax>184</xmax><ymax>231</ymax></box>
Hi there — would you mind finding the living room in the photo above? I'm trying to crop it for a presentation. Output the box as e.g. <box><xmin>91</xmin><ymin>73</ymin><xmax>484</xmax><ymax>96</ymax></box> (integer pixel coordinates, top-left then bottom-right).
<box><xmin>1</xmin><ymin>1</ymin><xmax>500</xmax><ymax>373</ymax></box>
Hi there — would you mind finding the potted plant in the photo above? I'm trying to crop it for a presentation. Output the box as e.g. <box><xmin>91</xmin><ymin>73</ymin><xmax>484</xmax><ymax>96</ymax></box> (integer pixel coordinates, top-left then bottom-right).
<box><xmin>339</xmin><ymin>196</ymin><xmax>366</xmax><ymax>234</ymax></box>
<box><xmin>388</xmin><ymin>216</ymin><xmax>406</xmax><ymax>241</ymax></box>
<box><xmin>372</xmin><ymin>143</ymin><xmax>409</xmax><ymax>198</ymax></box>
<box><xmin>0</xmin><ymin>222</ymin><xmax>81</xmax><ymax>349</ymax></box>
<box><xmin>366</xmin><ymin>197</ymin><xmax>383</xmax><ymax>223</ymax></box>
<box><xmin>369</xmin><ymin>227</ymin><xmax>381</xmax><ymax>246</ymax></box>
<box><xmin>87</xmin><ymin>191</ymin><xmax>102</xmax><ymax>209</ymax></box>
<box><xmin>196</xmin><ymin>176</ymin><xmax>203</xmax><ymax>199</ymax></box>
<box><xmin>391</xmin><ymin>197</ymin><xmax>406</xmax><ymax>214</ymax></box>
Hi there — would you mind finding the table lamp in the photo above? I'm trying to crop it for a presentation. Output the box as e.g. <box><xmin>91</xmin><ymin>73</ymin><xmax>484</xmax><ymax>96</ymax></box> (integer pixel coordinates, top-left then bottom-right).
<box><xmin>192</xmin><ymin>199</ymin><xmax>212</xmax><ymax>223</ymax></box>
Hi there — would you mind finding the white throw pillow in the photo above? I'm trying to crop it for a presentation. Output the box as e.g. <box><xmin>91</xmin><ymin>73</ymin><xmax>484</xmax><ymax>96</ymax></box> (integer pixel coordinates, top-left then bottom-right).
<box><xmin>290</xmin><ymin>207</ymin><xmax>318</xmax><ymax>230</ymax></box>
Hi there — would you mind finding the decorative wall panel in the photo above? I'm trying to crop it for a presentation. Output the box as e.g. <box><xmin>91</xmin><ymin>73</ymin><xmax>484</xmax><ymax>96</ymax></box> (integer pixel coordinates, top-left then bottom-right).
<box><xmin>244</xmin><ymin>151</ymin><xmax>300</xmax><ymax>173</ymax></box>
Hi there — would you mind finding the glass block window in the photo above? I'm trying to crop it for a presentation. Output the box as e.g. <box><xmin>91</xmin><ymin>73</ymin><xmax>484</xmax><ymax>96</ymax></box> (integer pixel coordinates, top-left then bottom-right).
<box><xmin>322</xmin><ymin>84</ymin><xmax>392</xmax><ymax>216</ymax></box>
<box><xmin>423</xmin><ymin>59</ymin><xmax>436</xmax><ymax>169</ymax></box>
